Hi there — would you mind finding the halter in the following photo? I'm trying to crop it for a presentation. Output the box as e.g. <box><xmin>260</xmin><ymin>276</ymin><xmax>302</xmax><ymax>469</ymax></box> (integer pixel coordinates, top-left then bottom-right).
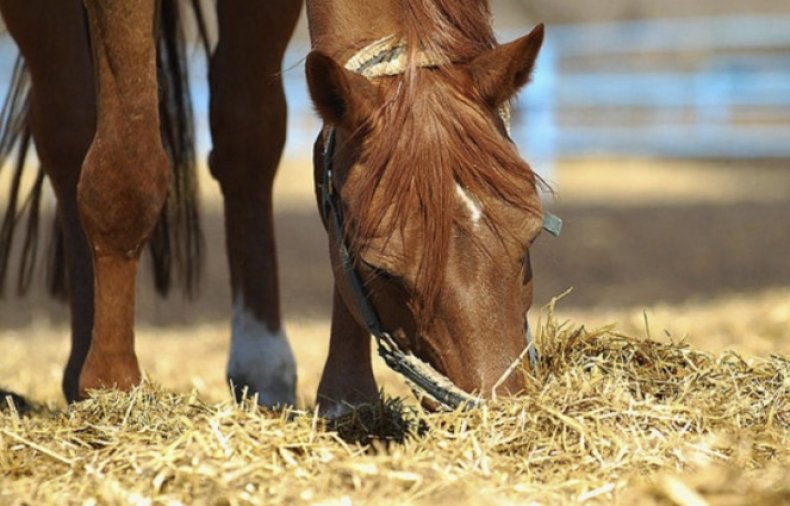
<box><xmin>316</xmin><ymin>38</ymin><xmax>562</xmax><ymax>411</ymax></box>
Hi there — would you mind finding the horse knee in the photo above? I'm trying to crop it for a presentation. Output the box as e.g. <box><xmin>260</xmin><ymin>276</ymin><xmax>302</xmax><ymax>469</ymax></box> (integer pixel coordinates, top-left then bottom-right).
<box><xmin>208</xmin><ymin>0</ymin><xmax>297</xmax><ymax>188</ymax></box>
<box><xmin>208</xmin><ymin>70</ymin><xmax>287</xmax><ymax>190</ymax></box>
<box><xmin>77</xmin><ymin>138</ymin><xmax>169</xmax><ymax>258</ymax></box>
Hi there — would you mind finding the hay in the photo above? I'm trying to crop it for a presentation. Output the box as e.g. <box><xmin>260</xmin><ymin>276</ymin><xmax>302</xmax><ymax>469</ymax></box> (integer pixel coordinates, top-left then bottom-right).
<box><xmin>1</xmin><ymin>308</ymin><xmax>788</xmax><ymax>505</ymax></box>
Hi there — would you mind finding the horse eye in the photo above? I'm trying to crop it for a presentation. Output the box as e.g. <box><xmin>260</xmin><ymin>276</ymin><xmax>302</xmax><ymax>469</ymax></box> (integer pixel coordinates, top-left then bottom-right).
<box><xmin>361</xmin><ymin>260</ymin><xmax>396</xmax><ymax>281</ymax></box>
<box><xmin>372</xmin><ymin>266</ymin><xmax>395</xmax><ymax>281</ymax></box>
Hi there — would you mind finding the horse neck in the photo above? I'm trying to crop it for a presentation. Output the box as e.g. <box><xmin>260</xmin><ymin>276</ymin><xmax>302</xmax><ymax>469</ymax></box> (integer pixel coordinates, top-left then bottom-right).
<box><xmin>306</xmin><ymin>0</ymin><xmax>401</xmax><ymax>60</ymax></box>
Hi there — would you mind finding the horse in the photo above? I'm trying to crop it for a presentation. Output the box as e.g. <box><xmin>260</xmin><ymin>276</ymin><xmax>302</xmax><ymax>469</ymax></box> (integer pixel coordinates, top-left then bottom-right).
<box><xmin>0</xmin><ymin>0</ymin><xmax>550</xmax><ymax>415</ymax></box>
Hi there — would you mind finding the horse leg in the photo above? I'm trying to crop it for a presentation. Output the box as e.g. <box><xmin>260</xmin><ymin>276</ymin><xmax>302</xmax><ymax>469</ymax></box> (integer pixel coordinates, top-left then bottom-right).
<box><xmin>208</xmin><ymin>0</ymin><xmax>302</xmax><ymax>407</ymax></box>
<box><xmin>76</xmin><ymin>0</ymin><xmax>169</xmax><ymax>397</ymax></box>
<box><xmin>317</xmin><ymin>285</ymin><xmax>378</xmax><ymax>417</ymax></box>
<box><xmin>0</xmin><ymin>0</ymin><xmax>97</xmax><ymax>402</ymax></box>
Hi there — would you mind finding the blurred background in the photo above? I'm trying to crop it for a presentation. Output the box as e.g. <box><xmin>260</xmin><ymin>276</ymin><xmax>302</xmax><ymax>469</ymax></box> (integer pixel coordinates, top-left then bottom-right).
<box><xmin>1</xmin><ymin>1</ymin><xmax>789</xmax><ymax>359</ymax></box>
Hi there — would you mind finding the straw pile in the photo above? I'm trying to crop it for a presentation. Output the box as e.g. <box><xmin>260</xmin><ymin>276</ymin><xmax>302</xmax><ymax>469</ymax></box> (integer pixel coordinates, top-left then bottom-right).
<box><xmin>1</xmin><ymin>309</ymin><xmax>788</xmax><ymax>505</ymax></box>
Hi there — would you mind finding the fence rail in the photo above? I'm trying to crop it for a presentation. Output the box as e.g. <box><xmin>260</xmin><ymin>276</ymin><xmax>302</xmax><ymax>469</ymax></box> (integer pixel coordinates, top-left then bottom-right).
<box><xmin>511</xmin><ymin>15</ymin><xmax>790</xmax><ymax>166</ymax></box>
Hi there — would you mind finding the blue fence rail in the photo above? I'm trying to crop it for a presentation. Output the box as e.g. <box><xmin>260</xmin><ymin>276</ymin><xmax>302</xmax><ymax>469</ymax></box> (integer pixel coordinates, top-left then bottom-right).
<box><xmin>512</xmin><ymin>15</ymin><xmax>790</xmax><ymax>166</ymax></box>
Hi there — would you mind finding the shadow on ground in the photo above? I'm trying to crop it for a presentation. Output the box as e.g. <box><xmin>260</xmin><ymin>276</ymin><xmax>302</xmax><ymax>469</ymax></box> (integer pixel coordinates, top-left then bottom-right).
<box><xmin>1</xmin><ymin>198</ymin><xmax>789</xmax><ymax>328</ymax></box>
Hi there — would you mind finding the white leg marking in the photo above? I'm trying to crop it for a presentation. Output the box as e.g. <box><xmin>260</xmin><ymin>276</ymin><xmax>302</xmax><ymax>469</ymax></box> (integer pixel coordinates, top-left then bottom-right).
<box><xmin>227</xmin><ymin>295</ymin><xmax>296</xmax><ymax>407</ymax></box>
<box><xmin>455</xmin><ymin>184</ymin><xmax>483</xmax><ymax>225</ymax></box>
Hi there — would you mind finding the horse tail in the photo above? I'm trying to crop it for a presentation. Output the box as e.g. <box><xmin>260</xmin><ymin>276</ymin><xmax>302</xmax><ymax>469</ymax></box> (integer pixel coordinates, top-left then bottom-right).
<box><xmin>0</xmin><ymin>55</ymin><xmax>39</xmax><ymax>298</ymax></box>
<box><xmin>151</xmin><ymin>0</ymin><xmax>210</xmax><ymax>298</ymax></box>
<box><xmin>0</xmin><ymin>0</ymin><xmax>212</xmax><ymax>300</ymax></box>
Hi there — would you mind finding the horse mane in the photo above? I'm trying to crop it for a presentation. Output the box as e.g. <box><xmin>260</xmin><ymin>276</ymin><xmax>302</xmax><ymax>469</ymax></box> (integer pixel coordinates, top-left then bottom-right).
<box><xmin>401</xmin><ymin>0</ymin><xmax>496</xmax><ymax>64</ymax></box>
<box><xmin>349</xmin><ymin>0</ymin><xmax>541</xmax><ymax>329</ymax></box>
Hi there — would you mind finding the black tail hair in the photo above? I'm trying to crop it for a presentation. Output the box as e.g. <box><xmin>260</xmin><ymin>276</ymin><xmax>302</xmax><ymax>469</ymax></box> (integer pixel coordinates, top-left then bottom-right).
<box><xmin>0</xmin><ymin>0</ymin><xmax>210</xmax><ymax>300</ymax></box>
<box><xmin>0</xmin><ymin>55</ymin><xmax>36</xmax><ymax>296</ymax></box>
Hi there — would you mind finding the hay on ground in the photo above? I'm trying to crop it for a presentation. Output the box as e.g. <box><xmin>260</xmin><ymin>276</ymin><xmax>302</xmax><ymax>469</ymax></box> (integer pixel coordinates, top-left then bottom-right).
<box><xmin>1</xmin><ymin>307</ymin><xmax>788</xmax><ymax>505</ymax></box>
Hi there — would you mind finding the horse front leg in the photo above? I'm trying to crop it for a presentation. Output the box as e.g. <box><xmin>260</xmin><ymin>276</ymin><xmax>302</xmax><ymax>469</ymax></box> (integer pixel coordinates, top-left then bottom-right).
<box><xmin>208</xmin><ymin>0</ymin><xmax>302</xmax><ymax>407</ymax></box>
<box><xmin>0</xmin><ymin>0</ymin><xmax>97</xmax><ymax>402</ymax></box>
<box><xmin>317</xmin><ymin>285</ymin><xmax>379</xmax><ymax>417</ymax></box>
<box><xmin>76</xmin><ymin>0</ymin><xmax>168</xmax><ymax>397</ymax></box>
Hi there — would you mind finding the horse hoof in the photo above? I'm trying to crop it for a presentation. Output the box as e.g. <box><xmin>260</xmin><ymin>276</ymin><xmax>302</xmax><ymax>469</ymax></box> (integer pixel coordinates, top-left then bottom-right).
<box><xmin>226</xmin><ymin>323</ymin><xmax>297</xmax><ymax>408</ymax></box>
<box><xmin>227</xmin><ymin>371</ymin><xmax>296</xmax><ymax>409</ymax></box>
<box><xmin>78</xmin><ymin>351</ymin><xmax>142</xmax><ymax>399</ymax></box>
<box><xmin>0</xmin><ymin>389</ymin><xmax>31</xmax><ymax>415</ymax></box>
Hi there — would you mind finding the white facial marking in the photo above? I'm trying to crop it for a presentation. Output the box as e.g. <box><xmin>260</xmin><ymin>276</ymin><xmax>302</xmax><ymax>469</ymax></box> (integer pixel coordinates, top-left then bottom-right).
<box><xmin>227</xmin><ymin>295</ymin><xmax>296</xmax><ymax>407</ymax></box>
<box><xmin>455</xmin><ymin>184</ymin><xmax>483</xmax><ymax>224</ymax></box>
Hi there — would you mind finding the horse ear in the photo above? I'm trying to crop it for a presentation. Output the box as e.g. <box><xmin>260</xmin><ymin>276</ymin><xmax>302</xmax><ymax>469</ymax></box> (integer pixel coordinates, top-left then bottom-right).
<box><xmin>467</xmin><ymin>23</ymin><xmax>544</xmax><ymax>107</ymax></box>
<box><xmin>306</xmin><ymin>51</ymin><xmax>377</xmax><ymax>130</ymax></box>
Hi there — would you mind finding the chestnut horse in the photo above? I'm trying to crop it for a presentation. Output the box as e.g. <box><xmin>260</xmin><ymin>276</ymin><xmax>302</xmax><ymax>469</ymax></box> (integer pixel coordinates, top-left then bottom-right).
<box><xmin>1</xmin><ymin>0</ymin><xmax>548</xmax><ymax>413</ymax></box>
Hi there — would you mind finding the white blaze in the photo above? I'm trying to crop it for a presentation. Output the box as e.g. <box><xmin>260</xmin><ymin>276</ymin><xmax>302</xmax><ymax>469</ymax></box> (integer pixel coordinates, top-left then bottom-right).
<box><xmin>455</xmin><ymin>184</ymin><xmax>483</xmax><ymax>224</ymax></box>
<box><xmin>227</xmin><ymin>295</ymin><xmax>296</xmax><ymax>407</ymax></box>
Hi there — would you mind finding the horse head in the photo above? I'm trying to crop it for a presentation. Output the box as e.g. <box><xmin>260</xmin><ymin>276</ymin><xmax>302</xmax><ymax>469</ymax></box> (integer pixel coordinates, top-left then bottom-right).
<box><xmin>308</xmin><ymin>24</ymin><xmax>548</xmax><ymax>407</ymax></box>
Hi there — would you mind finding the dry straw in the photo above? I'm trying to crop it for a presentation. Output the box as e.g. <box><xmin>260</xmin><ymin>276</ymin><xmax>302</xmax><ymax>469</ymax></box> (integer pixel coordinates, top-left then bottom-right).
<box><xmin>1</xmin><ymin>301</ymin><xmax>788</xmax><ymax>504</ymax></box>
